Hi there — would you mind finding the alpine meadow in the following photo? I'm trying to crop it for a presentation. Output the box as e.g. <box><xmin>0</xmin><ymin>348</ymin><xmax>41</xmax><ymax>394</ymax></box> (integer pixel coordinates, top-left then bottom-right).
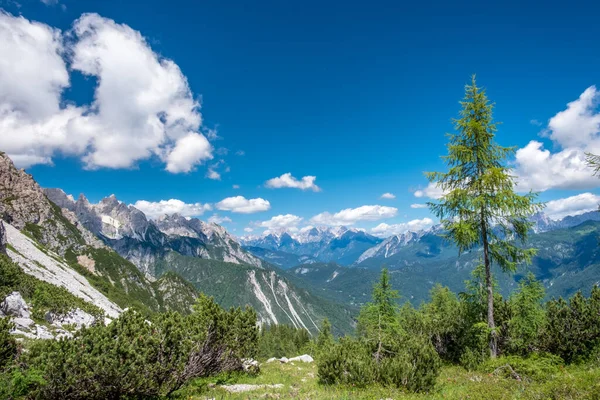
<box><xmin>2</xmin><ymin>2</ymin><xmax>600</xmax><ymax>399</ymax></box>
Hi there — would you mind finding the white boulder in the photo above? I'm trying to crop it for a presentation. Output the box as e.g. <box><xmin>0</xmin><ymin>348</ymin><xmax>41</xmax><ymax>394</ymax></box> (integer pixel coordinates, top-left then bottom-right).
<box><xmin>45</xmin><ymin>308</ymin><xmax>96</xmax><ymax>330</ymax></box>
<box><xmin>12</xmin><ymin>317</ymin><xmax>34</xmax><ymax>330</ymax></box>
<box><xmin>289</xmin><ymin>354</ymin><xmax>314</xmax><ymax>363</ymax></box>
<box><xmin>242</xmin><ymin>358</ymin><xmax>260</xmax><ymax>374</ymax></box>
<box><xmin>35</xmin><ymin>325</ymin><xmax>54</xmax><ymax>340</ymax></box>
<box><xmin>0</xmin><ymin>292</ymin><xmax>31</xmax><ymax>318</ymax></box>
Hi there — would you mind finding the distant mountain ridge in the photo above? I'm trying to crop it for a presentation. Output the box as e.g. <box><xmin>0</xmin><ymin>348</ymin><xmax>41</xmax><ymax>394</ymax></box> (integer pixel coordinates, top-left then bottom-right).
<box><xmin>44</xmin><ymin>188</ymin><xmax>263</xmax><ymax>275</ymax></box>
<box><xmin>241</xmin><ymin>226</ymin><xmax>382</xmax><ymax>267</ymax></box>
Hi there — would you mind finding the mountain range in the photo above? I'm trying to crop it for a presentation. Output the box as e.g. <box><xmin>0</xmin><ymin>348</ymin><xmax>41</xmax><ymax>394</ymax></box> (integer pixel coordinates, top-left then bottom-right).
<box><xmin>240</xmin><ymin>226</ymin><xmax>382</xmax><ymax>268</ymax></box>
<box><xmin>3</xmin><ymin>148</ymin><xmax>600</xmax><ymax>337</ymax></box>
<box><xmin>0</xmin><ymin>152</ymin><xmax>353</xmax><ymax>334</ymax></box>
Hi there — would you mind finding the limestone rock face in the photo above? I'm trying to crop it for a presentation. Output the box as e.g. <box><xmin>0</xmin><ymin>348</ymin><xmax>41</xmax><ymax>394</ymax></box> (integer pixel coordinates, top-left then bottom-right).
<box><xmin>45</xmin><ymin>308</ymin><xmax>96</xmax><ymax>330</ymax></box>
<box><xmin>0</xmin><ymin>153</ymin><xmax>102</xmax><ymax>254</ymax></box>
<box><xmin>0</xmin><ymin>292</ymin><xmax>31</xmax><ymax>318</ymax></box>
<box><xmin>44</xmin><ymin>188</ymin><xmax>263</xmax><ymax>276</ymax></box>
<box><xmin>0</xmin><ymin>220</ymin><xmax>5</xmax><ymax>254</ymax></box>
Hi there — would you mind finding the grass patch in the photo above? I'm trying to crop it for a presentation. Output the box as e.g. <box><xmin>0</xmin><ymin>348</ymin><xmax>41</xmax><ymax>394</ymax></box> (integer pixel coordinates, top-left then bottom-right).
<box><xmin>179</xmin><ymin>360</ymin><xmax>600</xmax><ymax>399</ymax></box>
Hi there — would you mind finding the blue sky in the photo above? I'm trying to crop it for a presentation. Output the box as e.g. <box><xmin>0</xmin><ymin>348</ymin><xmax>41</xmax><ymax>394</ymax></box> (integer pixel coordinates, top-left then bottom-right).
<box><xmin>1</xmin><ymin>0</ymin><xmax>600</xmax><ymax>236</ymax></box>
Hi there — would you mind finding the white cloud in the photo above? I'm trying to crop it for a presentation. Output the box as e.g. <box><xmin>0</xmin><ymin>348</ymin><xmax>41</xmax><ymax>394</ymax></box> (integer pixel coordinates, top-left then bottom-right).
<box><xmin>514</xmin><ymin>86</ymin><xmax>600</xmax><ymax>192</ymax></box>
<box><xmin>310</xmin><ymin>205</ymin><xmax>397</xmax><ymax>226</ymax></box>
<box><xmin>0</xmin><ymin>12</ymin><xmax>213</xmax><ymax>173</ymax></box>
<box><xmin>413</xmin><ymin>182</ymin><xmax>445</xmax><ymax>199</ymax></box>
<box><xmin>244</xmin><ymin>227</ymin><xmax>254</xmax><ymax>233</ymax></box>
<box><xmin>232</xmin><ymin>184</ymin><xmax>240</xmax><ymax>189</ymax></box>
<box><xmin>260</xmin><ymin>214</ymin><xmax>303</xmax><ymax>232</ymax></box>
<box><xmin>380</xmin><ymin>192</ymin><xmax>396</xmax><ymax>199</ymax></box>
<box><xmin>216</xmin><ymin>196</ymin><xmax>271</xmax><ymax>214</ymax></box>
<box><xmin>133</xmin><ymin>199</ymin><xmax>211</xmax><ymax>219</ymax></box>
<box><xmin>530</xmin><ymin>119</ymin><xmax>542</xmax><ymax>126</ymax></box>
<box><xmin>544</xmin><ymin>193</ymin><xmax>600</xmax><ymax>220</ymax></box>
<box><xmin>371</xmin><ymin>218</ymin><xmax>435</xmax><ymax>237</ymax></box>
<box><xmin>235</xmin><ymin>150</ymin><xmax>245</xmax><ymax>156</ymax></box>
<box><xmin>411</xmin><ymin>203</ymin><xmax>428</xmax><ymax>209</ymax></box>
<box><xmin>208</xmin><ymin>214</ymin><xmax>232</xmax><ymax>224</ymax></box>
<box><xmin>265</xmin><ymin>173</ymin><xmax>321</xmax><ymax>192</ymax></box>
<box><xmin>206</xmin><ymin>168</ymin><xmax>221</xmax><ymax>180</ymax></box>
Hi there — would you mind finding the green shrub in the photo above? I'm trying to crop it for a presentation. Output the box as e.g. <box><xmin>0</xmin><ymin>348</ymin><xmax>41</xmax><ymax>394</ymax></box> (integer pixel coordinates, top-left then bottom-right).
<box><xmin>318</xmin><ymin>336</ymin><xmax>441</xmax><ymax>392</ymax></box>
<box><xmin>21</xmin><ymin>295</ymin><xmax>258</xmax><ymax>399</ymax></box>
<box><xmin>377</xmin><ymin>337</ymin><xmax>441</xmax><ymax>392</ymax></box>
<box><xmin>482</xmin><ymin>353</ymin><xmax>564</xmax><ymax>382</ymax></box>
<box><xmin>542</xmin><ymin>287</ymin><xmax>600</xmax><ymax>363</ymax></box>
<box><xmin>0</xmin><ymin>317</ymin><xmax>17</xmax><ymax>370</ymax></box>
<box><xmin>318</xmin><ymin>337</ymin><xmax>375</xmax><ymax>388</ymax></box>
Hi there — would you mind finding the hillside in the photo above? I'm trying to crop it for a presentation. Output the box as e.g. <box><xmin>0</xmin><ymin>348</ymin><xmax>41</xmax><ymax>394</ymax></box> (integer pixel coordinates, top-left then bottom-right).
<box><xmin>153</xmin><ymin>252</ymin><xmax>355</xmax><ymax>335</ymax></box>
<box><xmin>290</xmin><ymin>221</ymin><xmax>600</xmax><ymax>306</ymax></box>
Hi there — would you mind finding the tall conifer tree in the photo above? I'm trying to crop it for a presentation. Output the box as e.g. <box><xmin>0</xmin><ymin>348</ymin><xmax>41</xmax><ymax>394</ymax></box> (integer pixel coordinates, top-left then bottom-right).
<box><xmin>426</xmin><ymin>76</ymin><xmax>542</xmax><ymax>357</ymax></box>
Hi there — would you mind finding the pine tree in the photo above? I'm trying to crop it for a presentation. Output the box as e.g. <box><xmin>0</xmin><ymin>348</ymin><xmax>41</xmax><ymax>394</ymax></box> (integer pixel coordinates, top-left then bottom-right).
<box><xmin>426</xmin><ymin>76</ymin><xmax>542</xmax><ymax>357</ymax></box>
<box><xmin>316</xmin><ymin>318</ymin><xmax>334</xmax><ymax>350</ymax></box>
<box><xmin>357</xmin><ymin>268</ymin><xmax>401</xmax><ymax>361</ymax></box>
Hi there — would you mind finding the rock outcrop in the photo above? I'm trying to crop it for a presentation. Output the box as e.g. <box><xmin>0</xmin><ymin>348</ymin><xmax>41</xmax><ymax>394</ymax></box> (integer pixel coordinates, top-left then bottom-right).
<box><xmin>0</xmin><ymin>220</ymin><xmax>6</xmax><ymax>254</ymax></box>
<box><xmin>0</xmin><ymin>153</ymin><xmax>102</xmax><ymax>254</ymax></box>
<box><xmin>44</xmin><ymin>188</ymin><xmax>263</xmax><ymax>275</ymax></box>
<box><xmin>0</xmin><ymin>291</ymin><xmax>31</xmax><ymax>318</ymax></box>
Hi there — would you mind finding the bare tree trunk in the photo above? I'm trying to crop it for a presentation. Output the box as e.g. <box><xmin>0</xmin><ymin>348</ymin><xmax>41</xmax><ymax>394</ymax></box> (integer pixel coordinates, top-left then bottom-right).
<box><xmin>481</xmin><ymin>216</ymin><xmax>497</xmax><ymax>358</ymax></box>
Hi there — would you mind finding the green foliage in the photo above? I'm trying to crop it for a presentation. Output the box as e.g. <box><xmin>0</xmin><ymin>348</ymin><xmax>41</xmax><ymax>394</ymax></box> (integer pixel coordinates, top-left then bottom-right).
<box><xmin>507</xmin><ymin>273</ymin><xmax>546</xmax><ymax>354</ymax></box>
<box><xmin>357</xmin><ymin>268</ymin><xmax>402</xmax><ymax>356</ymax></box>
<box><xmin>257</xmin><ymin>324</ymin><xmax>311</xmax><ymax>360</ymax></box>
<box><xmin>316</xmin><ymin>318</ymin><xmax>334</xmax><ymax>351</ymax></box>
<box><xmin>318</xmin><ymin>336</ymin><xmax>441</xmax><ymax>392</ymax></box>
<box><xmin>0</xmin><ymin>317</ymin><xmax>17</xmax><ymax>370</ymax></box>
<box><xmin>542</xmin><ymin>286</ymin><xmax>600</xmax><ymax>363</ymax></box>
<box><xmin>318</xmin><ymin>337</ymin><xmax>375</xmax><ymax>388</ymax></box>
<box><xmin>17</xmin><ymin>295</ymin><xmax>258</xmax><ymax>399</ymax></box>
<box><xmin>426</xmin><ymin>76</ymin><xmax>542</xmax><ymax>357</ymax></box>
<box><xmin>319</xmin><ymin>270</ymin><xmax>441</xmax><ymax>392</ymax></box>
<box><xmin>482</xmin><ymin>353</ymin><xmax>564</xmax><ymax>382</ymax></box>
<box><xmin>0</xmin><ymin>254</ymin><xmax>103</xmax><ymax>320</ymax></box>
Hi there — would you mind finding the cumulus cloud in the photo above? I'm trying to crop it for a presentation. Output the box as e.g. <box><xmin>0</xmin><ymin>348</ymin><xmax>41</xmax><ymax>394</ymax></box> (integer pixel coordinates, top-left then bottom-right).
<box><xmin>0</xmin><ymin>12</ymin><xmax>213</xmax><ymax>173</ymax></box>
<box><xmin>265</xmin><ymin>173</ymin><xmax>321</xmax><ymax>192</ymax></box>
<box><xmin>411</xmin><ymin>203</ymin><xmax>428</xmax><ymax>209</ymax></box>
<box><xmin>413</xmin><ymin>182</ymin><xmax>445</xmax><ymax>199</ymax></box>
<box><xmin>208</xmin><ymin>214</ymin><xmax>232</xmax><ymax>224</ymax></box>
<box><xmin>133</xmin><ymin>199</ymin><xmax>211</xmax><ymax>219</ymax></box>
<box><xmin>244</xmin><ymin>227</ymin><xmax>254</xmax><ymax>233</ymax></box>
<box><xmin>380</xmin><ymin>193</ymin><xmax>396</xmax><ymax>199</ymax></box>
<box><xmin>216</xmin><ymin>196</ymin><xmax>271</xmax><ymax>214</ymax></box>
<box><xmin>206</xmin><ymin>168</ymin><xmax>221</xmax><ymax>180</ymax></box>
<box><xmin>310</xmin><ymin>205</ymin><xmax>397</xmax><ymax>226</ymax></box>
<box><xmin>514</xmin><ymin>86</ymin><xmax>600</xmax><ymax>192</ymax></box>
<box><xmin>259</xmin><ymin>214</ymin><xmax>303</xmax><ymax>232</ymax></box>
<box><xmin>371</xmin><ymin>218</ymin><xmax>435</xmax><ymax>237</ymax></box>
<box><xmin>544</xmin><ymin>193</ymin><xmax>600</xmax><ymax>220</ymax></box>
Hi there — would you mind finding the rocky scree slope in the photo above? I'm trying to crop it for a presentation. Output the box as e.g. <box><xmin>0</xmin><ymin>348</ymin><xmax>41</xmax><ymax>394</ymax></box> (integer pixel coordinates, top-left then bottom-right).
<box><xmin>0</xmin><ymin>153</ymin><xmax>197</xmax><ymax>316</ymax></box>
